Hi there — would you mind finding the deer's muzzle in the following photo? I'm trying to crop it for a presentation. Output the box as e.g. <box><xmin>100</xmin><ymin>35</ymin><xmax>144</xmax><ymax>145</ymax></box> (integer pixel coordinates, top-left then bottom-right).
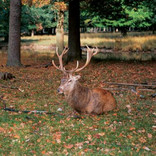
<box><xmin>57</xmin><ymin>87</ymin><xmax>63</xmax><ymax>94</ymax></box>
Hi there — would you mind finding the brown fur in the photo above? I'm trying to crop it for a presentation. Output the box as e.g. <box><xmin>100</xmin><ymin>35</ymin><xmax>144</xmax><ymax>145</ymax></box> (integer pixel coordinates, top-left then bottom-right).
<box><xmin>62</xmin><ymin>80</ymin><xmax>117</xmax><ymax>115</ymax></box>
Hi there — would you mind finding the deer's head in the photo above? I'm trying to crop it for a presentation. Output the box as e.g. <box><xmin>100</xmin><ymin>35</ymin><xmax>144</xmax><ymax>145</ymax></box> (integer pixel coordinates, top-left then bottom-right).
<box><xmin>52</xmin><ymin>46</ymin><xmax>99</xmax><ymax>95</ymax></box>
<box><xmin>57</xmin><ymin>74</ymin><xmax>80</xmax><ymax>94</ymax></box>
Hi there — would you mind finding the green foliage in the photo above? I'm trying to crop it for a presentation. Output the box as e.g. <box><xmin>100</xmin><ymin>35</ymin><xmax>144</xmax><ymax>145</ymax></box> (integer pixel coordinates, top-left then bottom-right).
<box><xmin>143</xmin><ymin>0</ymin><xmax>156</xmax><ymax>32</ymax></box>
<box><xmin>125</xmin><ymin>6</ymin><xmax>152</xmax><ymax>28</ymax></box>
<box><xmin>0</xmin><ymin>1</ymin><xmax>57</xmax><ymax>37</ymax></box>
<box><xmin>21</xmin><ymin>4</ymin><xmax>56</xmax><ymax>34</ymax></box>
<box><xmin>80</xmin><ymin>0</ymin><xmax>154</xmax><ymax>33</ymax></box>
<box><xmin>0</xmin><ymin>0</ymin><xmax>9</xmax><ymax>38</ymax></box>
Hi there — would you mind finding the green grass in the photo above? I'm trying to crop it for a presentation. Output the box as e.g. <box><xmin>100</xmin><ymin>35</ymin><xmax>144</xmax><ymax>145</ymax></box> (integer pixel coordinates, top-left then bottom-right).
<box><xmin>20</xmin><ymin>32</ymin><xmax>156</xmax><ymax>52</ymax></box>
<box><xmin>0</xmin><ymin>54</ymin><xmax>156</xmax><ymax>155</ymax></box>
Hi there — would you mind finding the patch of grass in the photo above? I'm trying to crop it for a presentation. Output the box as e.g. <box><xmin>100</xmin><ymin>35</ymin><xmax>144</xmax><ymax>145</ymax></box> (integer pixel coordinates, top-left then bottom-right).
<box><xmin>81</xmin><ymin>33</ymin><xmax>156</xmax><ymax>52</ymax></box>
<box><xmin>94</xmin><ymin>52</ymin><xmax>156</xmax><ymax>61</ymax></box>
<box><xmin>19</xmin><ymin>32</ymin><xmax>156</xmax><ymax>53</ymax></box>
<box><xmin>0</xmin><ymin>53</ymin><xmax>156</xmax><ymax>155</ymax></box>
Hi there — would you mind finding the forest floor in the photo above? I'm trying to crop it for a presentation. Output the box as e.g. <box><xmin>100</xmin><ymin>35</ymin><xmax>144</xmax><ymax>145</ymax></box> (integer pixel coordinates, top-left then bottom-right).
<box><xmin>0</xmin><ymin>51</ymin><xmax>156</xmax><ymax>155</ymax></box>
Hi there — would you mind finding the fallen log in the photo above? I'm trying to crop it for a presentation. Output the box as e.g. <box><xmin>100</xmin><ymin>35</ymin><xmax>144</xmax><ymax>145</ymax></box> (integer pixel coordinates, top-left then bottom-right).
<box><xmin>0</xmin><ymin>85</ymin><xmax>24</xmax><ymax>92</ymax></box>
<box><xmin>103</xmin><ymin>87</ymin><xmax>155</xmax><ymax>92</ymax></box>
<box><xmin>103</xmin><ymin>82</ymin><xmax>156</xmax><ymax>88</ymax></box>
<box><xmin>0</xmin><ymin>72</ymin><xmax>15</xmax><ymax>80</ymax></box>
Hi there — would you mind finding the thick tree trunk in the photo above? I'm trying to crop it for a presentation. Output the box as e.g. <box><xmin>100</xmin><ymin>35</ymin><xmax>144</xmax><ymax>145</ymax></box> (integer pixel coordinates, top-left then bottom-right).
<box><xmin>120</xmin><ymin>27</ymin><xmax>128</xmax><ymax>37</ymax></box>
<box><xmin>6</xmin><ymin>0</ymin><xmax>22</xmax><ymax>67</ymax></box>
<box><xmin>67</xmin><ymin>0</ymin><xmax>81</xmax><ymax>62</ymax></box>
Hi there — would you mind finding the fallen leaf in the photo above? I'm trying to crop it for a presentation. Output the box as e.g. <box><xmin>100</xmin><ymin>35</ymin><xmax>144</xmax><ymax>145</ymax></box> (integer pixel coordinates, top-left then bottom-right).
<box><xmin>129</xmin><ymin>127</ymin><xmax>135</xmax><ymax>131</ymax></box>
<box><xmin>41</xmin><ymin>151</ymin><xmax>46</xmax><ymax>154</ymax></box>
<box><xmin>75</xmin><ymin>142</ymin><xmax>83</xmax><ymax>147</ymax></box>
<box><xmin>98</xmin><ymin>132</ymin><xmax>105</xmax><ymax>136</ymax></box>
<box><xmin>84</xmin><ymin>148</ymin><xmax>89</xmax><ymax>152</ymax></box>
<box><xmin>127</xmin><ymin>135</ymin><xmax>132</xmax><ymax>139</ymax></box>
<box><xmin>94</xmin><ymin>134</ymin><xmax>101</xmax><ymax>139</ymax></box>
<box><xmin>104</xmin><ymin>121</ymin><xmax>109</xmax><ymax>125</ymax></box>
<box><xmin>0</xmin><ymin>127</ymin><xmax>5</xmax><ymax>132</ymax></box>
<box><xmin>119</xmin><ymin>133</ymin><xmax>123</xmax><ymax>137</ymax></box>
<box><xmin>14</xmin><ymin>135</ymin><xmax>20</xmax><ymax>139</ymax></box>
<box><xmin>139</xmin><ymin>137</ymin><xmax>146</xmax><ymax>143</ymax></box>
<box><xmin>143</xmin><ymin>146</ymin><xmax>150</xmax><ymax>151</ymax></box>
<box><xmin>64</xmin><ymin>144</ymin><xmax>73</xmax><ymax>149</ymax></box>
<box><xmin>147</xmin><ymin>133</ymin><xmax>152</xmax><ymax>139</ymax></box>
<box><xmin>87</xmin><ymin>135</ymin><xmax>92</xmax><ymax>141</ymax></box>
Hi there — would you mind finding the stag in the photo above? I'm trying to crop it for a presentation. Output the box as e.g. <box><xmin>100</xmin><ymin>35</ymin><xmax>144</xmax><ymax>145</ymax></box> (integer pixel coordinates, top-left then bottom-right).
<box><xmin>52</xmin><ymin>46</ymin><xmax>117</xmax><ymax>115</ymax></box>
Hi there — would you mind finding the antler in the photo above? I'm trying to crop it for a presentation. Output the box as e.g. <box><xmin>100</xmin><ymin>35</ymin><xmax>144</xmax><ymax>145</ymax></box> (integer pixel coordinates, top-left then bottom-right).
<box><xmin>52</xmin><ymin>47</ymin><xmax>68</xmax><ymax>73</ymax></box>
<box><xmin>52</xmin><ymin>46</ymin><xmax>99</xmax><ymax>74</ymax></box>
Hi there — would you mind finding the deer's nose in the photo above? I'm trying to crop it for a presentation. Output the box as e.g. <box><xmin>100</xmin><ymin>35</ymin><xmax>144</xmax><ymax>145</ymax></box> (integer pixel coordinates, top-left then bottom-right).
<box><xmin>57</xmin><ymin>88</ymin><xmax>61</xmax><ymax>93</ymax></box>
<box><xmin>57</xmin><ymin>87</ymin><xmax>63</xmax><ymax>94</ymax></box>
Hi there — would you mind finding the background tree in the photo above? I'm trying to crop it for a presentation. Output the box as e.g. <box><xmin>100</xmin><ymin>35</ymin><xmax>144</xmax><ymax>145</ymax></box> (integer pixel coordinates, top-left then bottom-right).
<box><xmin>144</xmin><ymin>0</ymin><xmax>156</xmax><ymax>34</ymax></box>
<box><xmin>54</xmin><ymin>1</ymin><xmax>67</xmax><ymax>54</ymax></box>
<box><xmin>21</xmin><ymin>4</ymin><xmax>55</xmax><ymax>36</ymax></box>
<box><xmin>84</xmin><ymin>0</ymin><xmax>152</xmax><ymax>36</ymax></box>
<box><xmin>22</xmin><ymin>0</ymin><xmax>55</xmax><ymax>36</ymax></box>
<box><xmin>7</xmin><ymin>0</ymin><xmax>22</xmax><ymax>66</ymax></box>
<box><xmin>67</xmin><ymin>0</ymin><xmax>81</xmax><ymax>62</ymax></box>
<box><xmin>0</xmin><ymin>0</ymin><xmax>10</xmax><ymax>42</ymax></box>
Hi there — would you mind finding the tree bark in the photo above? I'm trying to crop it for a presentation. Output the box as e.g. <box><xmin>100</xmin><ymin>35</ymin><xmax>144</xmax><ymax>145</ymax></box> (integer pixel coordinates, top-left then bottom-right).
<box><xmin>31</xmin><ymin>30</ymin><xmax>34</xmax><ymax>37</ymax></box>
<box><xmin>56</xmin><ymin>10</ymin><xmax>64</xmax><ymax>55</ymax></box>
<box><xmin>120</xmin><ymin>27</ymin><xmax>128</xmax><ymax>37</ymax></box>
<box><xmin>56</xmin><ymin>28</ymin><xmax>64</xmax><ymax>54</ymax></box>
<box><xmin>67</xmin><ymin>0</ymin><xmax>81</xmax><ymax>62</ymax></box>
<box><xmin>6</xmin><ymin>0</ymin><xmax>22</xmax><ymax>67</ymax></box>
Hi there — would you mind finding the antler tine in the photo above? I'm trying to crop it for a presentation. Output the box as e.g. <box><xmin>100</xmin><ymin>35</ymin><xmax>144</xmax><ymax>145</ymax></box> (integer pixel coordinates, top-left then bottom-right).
<box><xmin>62</xmin><ymin>47</ymin><xmax>69</xmax><ymax>55</ymax></box>
<box><xmin>52</xmin><ymin>47</ymin><xmax>69</xmax><ymax>73</ymax></box>
<box><xmin>93</xmin><ymin>46</ymin><xmax>99</xmax><ymax>56</ymax></box>
<box><xmin>74</xmin><ymin>45</ymin><xmax>99</xmax><ymax>72</ymax></box>
<box><xmin>55</xmin><ymin>47</ymin><xmax>59</xmax><ymax>57</ymax></box>
<box><xmin>86</xmin><ymin>45</ymin><xmax>98</xmax><ymax>56</ymax></box>
<box><xmin>52</xmin><ymin>60</ymin><xmax>60</xmax><ymax>70</ymax></box>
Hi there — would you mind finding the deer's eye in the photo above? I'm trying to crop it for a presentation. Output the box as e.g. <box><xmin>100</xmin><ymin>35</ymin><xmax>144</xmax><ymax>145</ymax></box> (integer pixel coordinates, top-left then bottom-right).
<box><xmin>61</xmin><ymin>79</ymin><xmax>66</xmax><ymax>83</ymax></box>
<box><xmin>68</xmin><ymin>79</ymin><xmax>72</xmax><ymax>83</ymax></box>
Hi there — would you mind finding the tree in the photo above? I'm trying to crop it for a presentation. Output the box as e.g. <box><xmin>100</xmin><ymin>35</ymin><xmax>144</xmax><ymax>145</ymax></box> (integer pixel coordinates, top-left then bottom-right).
<box><xmin>21</xmin><ymin>5</ymin><xmax>55</xmax><ymax>36</ymax></box>
<box><xmin>143</xmin><ymin>0</ymin><xmax>156</xmax><ymax>34</ymax></box>
<box><xmin>7</xmin><ymin>0</ymin><xmax>22</xmax><ymax>66</ymax></box>
<box><xmin>22</xmin><ymin>0</ymin><xmax>51</xmax><ymax>7</ymax></box>
<box><xmin>83</xmin><ymin>0</ymin><xmax>152</xmax><ymax>36</ymax></box>
<box><xmin>0</xmin><ymin>0</ymin><xmax>10</xmax><ymax>42</ymax></box>
<box><xmin>21</xmin><ymin>0</ymin><xmax>55</xmax><ymax>36</ymax></box>
<box><xmin>67</xmin><ymin>0</ymin><xmax>81</xmax><ymax>62</ymax></box>
<box><xmin>54</xmin><ymin>1</ymin><xmax>67</xmax><ymax>54</ymax></box>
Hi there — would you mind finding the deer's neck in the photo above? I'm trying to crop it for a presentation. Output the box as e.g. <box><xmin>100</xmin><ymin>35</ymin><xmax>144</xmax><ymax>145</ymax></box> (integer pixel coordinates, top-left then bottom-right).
<box><xmin>71</xmin><ymin>82</ymin><xmax>89</xmax><ymax>96</ymax></box>
<box><xmin>65</xmin><ymin>82</ymin><xmax>91</xmax><ymax>111</ymax></box>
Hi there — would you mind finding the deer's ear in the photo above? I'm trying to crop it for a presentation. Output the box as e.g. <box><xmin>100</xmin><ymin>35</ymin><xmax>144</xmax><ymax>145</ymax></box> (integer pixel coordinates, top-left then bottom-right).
<box><xmin>75</xmin><ymin>75</ymin><xmax>81</xmax><ymax>81</ymax></box>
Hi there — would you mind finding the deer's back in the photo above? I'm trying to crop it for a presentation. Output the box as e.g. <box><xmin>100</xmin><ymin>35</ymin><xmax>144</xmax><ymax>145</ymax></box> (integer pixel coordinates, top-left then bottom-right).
<box><xmin>86</xmin><ymin>88</ymin><xmax>117</xmax><ymax>114</ymax></box>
